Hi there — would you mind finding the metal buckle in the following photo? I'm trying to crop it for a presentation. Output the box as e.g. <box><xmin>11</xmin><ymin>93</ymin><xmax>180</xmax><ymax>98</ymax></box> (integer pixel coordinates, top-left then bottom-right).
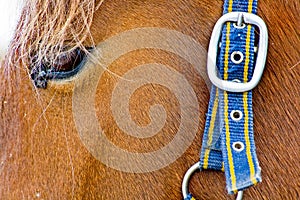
<box><xmin>182</xmin><ymin>162</ymin><xmax>244</xmax><ymax>200</ymax></box>
<box><xmin>207</xmin><ymin>12</ymin><xmax>268</xmax><ymax>92</ymax></box>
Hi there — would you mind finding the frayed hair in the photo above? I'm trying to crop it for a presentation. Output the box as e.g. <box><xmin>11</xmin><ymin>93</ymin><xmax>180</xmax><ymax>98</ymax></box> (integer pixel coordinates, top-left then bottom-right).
<box><xmin>5</xmin><ymin>0</ymin><xmax>103</xmax><ymax>71</ymax></box>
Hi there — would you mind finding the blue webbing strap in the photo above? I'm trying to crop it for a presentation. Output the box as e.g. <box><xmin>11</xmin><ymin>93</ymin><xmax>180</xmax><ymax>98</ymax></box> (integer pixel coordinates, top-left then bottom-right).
<box><xmin>199</xmin><ymin>0</ymin><xmax>261</xmax><ymax>194</ymax></box>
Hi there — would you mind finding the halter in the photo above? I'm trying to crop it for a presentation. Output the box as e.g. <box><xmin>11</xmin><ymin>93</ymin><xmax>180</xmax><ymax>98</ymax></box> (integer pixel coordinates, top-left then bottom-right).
<box><xmin>182</xmin><ymin>0</ymin><xmax>268</xmax><ymax>199</ymax></box>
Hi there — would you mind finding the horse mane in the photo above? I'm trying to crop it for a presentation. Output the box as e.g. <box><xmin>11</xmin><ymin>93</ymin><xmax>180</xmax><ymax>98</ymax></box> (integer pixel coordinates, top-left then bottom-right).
<box><xmin>0</xmin><ymin>0</ymin><xmax>103</xmax><ymax>187</ymax></box>
<box><xmin>5</xmin><ymin>0</ymin><xmax>103</xmax><ymax>70</ymax></box>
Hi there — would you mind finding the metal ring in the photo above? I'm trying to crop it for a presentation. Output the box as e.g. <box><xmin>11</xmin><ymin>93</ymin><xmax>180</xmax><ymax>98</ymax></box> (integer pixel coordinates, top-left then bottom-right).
<box><xmin>182</xmin><ymin>161</ymin><xmax>244</xmax><ymax>200</ymax></box>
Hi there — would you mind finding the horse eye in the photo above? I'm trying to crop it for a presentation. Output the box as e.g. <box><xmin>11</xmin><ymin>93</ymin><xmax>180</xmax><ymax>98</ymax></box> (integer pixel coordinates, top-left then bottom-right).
<box><xmin>30</xmin><ymin>47</ymin><xmax>91</xmax><ymax>89</ymax></box>
<box><xmin>52</xmin><ymin>47</ymin><xmax>93</xmax><ymax>72</ymax></box>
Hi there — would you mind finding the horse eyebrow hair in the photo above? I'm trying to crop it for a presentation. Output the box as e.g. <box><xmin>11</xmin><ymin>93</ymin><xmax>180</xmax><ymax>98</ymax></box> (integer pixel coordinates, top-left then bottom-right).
<box><xmin>6</xmin><ymin>0</ymin><xmax>103</xmax><ymax>70</ymax></box>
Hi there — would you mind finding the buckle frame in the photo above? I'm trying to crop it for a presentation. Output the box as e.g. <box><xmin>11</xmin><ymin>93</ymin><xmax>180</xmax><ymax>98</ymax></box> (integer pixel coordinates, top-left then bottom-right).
<box><xmin>207</xmin><ymin>12</ymin><xmax>268</xmax><ymax>92</ymax></box>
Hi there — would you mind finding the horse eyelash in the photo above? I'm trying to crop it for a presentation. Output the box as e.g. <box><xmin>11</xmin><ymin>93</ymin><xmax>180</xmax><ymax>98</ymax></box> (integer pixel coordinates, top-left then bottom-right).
<box><xmin>30</xmin><ymin>47</ymin><xmax>92</xmax><ymax>89</ymax></box>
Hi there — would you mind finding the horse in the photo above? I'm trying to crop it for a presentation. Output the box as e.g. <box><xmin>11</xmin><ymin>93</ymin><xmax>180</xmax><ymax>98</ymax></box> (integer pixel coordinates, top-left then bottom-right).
<box><xmin>0</xmin><ymin>0</ymin><xmax>299</xmax><ymax>199</ymax></box>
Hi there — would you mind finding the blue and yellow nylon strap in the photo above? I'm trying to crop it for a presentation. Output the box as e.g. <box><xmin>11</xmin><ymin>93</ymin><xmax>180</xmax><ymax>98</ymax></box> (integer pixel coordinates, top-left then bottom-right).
<box><xmin>185</xmin><ymin>0</ymin><xmax>262</xmax><ymax>199</ymax></box>
<box><xmin>201</xmin><ymin>0</ymin><xmax>261</xmax><ymax>193</ymax></box>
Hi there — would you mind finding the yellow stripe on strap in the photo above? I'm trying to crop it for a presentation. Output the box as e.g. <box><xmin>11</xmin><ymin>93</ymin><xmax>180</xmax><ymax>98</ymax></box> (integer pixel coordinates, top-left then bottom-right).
<box><xmin>224</xmin><ymin>20</ymin><xmax>237</xmax><ymax>192</ymax></box>
<box><xmin>243</xmin><ymin>25</ymin><xmax>258</xmax><ymax>185</ymax></box>
<box><xmin>224</xmin><ymin>91</ymin><xmax>237</xmax><ymax>192</ymax></box>
<box><xmin>224</xmin><ymin>21</ymin><xmax>231</xmax><ymax>81</ymax></box>
<box><xmin>228</xmin><ymin>0</ymin><xmax>233</xmax><ymax>12</ymax></box>
<box><xmin>248</xmin><ymin>0</ymin><xmax>254</xmax><ymax>13</ymax></box>
<box><xmin>203</xmin><ymin>89</ymin><xmax>219</xmax><ymax>169</ymax></box>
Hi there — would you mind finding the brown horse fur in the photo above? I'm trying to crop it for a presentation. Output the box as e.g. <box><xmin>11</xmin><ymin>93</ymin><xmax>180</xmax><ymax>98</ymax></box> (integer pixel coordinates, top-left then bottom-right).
<box><xmin>1</xmin><ymin>0</ymin><xmax>300</xmax><ymax>199</ymax></box>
